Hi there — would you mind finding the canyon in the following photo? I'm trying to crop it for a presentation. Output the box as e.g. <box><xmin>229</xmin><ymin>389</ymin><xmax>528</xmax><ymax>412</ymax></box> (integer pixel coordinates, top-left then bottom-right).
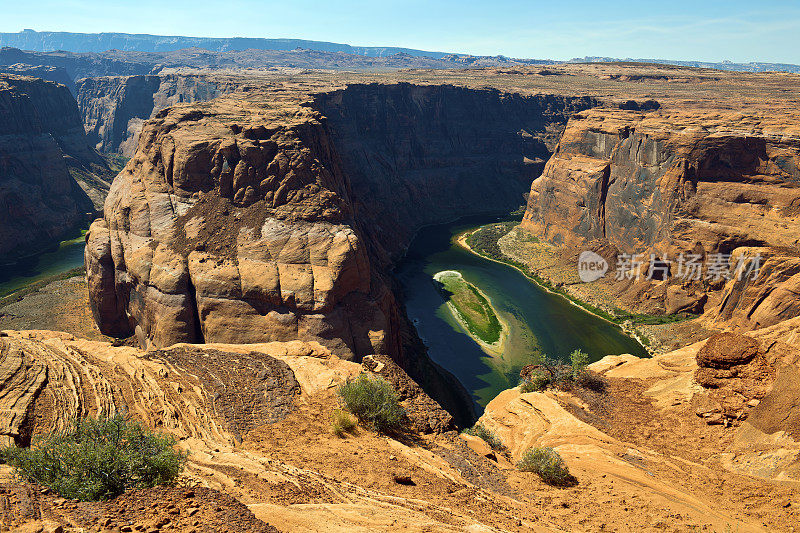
<box><xmin>0</xmin><ymin>59</ymin><xmax>799</xmax><ymax>530</ymax></box>
<box><xmin>0</xmin><ymin>74</ymin><xmax>110</xmax><ymax>262</ymax></box>
<box><xmin>521</xmin><ymin>105</ymin><xmax>800</xmax><ymax>331</ymax></box>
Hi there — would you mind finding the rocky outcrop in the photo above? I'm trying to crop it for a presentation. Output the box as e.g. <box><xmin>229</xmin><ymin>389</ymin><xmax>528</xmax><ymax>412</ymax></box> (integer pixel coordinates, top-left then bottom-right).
<box><xmin>85</xmin><ymin>97</ymin><xmax>396</xmax><ymax>359</ymax></box>
<box><xmin>77</xmin><ymin>74</ymin><xmax>241</xmax><ymax>155</ymax></box>
<box><xmin>521</xmin><ymin>108</ymin><xmax>800</xmax><ymax>325</ymax></box>
<box><xmin>0</xmin><ymin>74</ymin><xmax>109</xmax><ymax>261</ymax></box>
<box><xmin>85</xmin><ymin>84</ymin><xmax>597</xmax><ymax>359</ymax></box>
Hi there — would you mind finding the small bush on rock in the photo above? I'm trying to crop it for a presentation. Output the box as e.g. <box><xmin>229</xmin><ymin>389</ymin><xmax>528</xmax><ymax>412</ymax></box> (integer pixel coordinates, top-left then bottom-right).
<box><xmin>4</xmin><ymin>414</ymin><xmax>186</xmax><ymax>501</ymax></box>
<box><xmin>331</xmin><ymin>408</ymin><xmax>357</xmax><ymax>437</ymax></box>
<box><xmin>517</xmin><ymin>446</ymin><xmax>575</xmax><ymax>486</ymax></box>
<box><xmin>338</xmin><ymin>374</ymin><xmax>404</xmax><ymax>432</ymax></box>
<box><xmin>570</xmin><ymin>349</ymin><xmax>590</xmax><ymax>382</ymax></box>
<box><xmin>462</xmin><ymin>423</ymin><xmax>506</xmax><ymax>451</ymax></box>
<box><xmin>520</xmin><ymin>371</ymin><xmax>551</xmax><ymax>392</ymax></box>
<box><xmin>520</xmin><ymin>350</ymin><xmax>604</xmax><ymax>393</ymax></box>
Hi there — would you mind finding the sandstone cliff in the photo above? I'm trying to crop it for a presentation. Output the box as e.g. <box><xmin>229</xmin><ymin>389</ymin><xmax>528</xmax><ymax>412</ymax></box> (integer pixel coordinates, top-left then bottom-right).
<box><xmin>0</xmin><ymin>74</ymin><xmax>109</xmax><ymax>261</ymax></box>
<box><xmin>77</xmin><ymin>74</ymin><xmax>241</xmax><ymax>155</ymax></box>
<box><xmin>521</xmin><ymin>108</ymin><xmax>800</xmax><ymax>326</ymax></box>
<box><xmin>85</xmin><ymin>97</ymin><xmax>393</xmax><ymax>360</ymax></box>
<box><xmin>85</xmin><ymin>84</ymin><xmax>597</xmax><ymax>357</ymax></box>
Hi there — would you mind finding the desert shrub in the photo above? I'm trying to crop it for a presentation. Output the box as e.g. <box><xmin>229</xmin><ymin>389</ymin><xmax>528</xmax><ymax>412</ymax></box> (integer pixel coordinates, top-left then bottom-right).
<box><xmin>338</xmin><ymin>374</ymin><xmax>404</xmax><ymax>432</ymax></box>
<box><xmin>462</xmin><ymin>423</ymin><xmax>506</xmax><ymax>451</ymax></box>
<box><xmin>517</xmin><ymin>447</ymin><xmax>575</xmax><ymax>486</ymax></box>
<box><xmin>520</xmin><ymin>350</ymin><xmax>603</xmax><ymax>393</ymax></box>
<box><xmin>520</xmin><ymin>371</ymin><xmax>551</xmax><ymax>393</ymax></box>
<box><xmin>331</xmin><ymin>408</ymin><xmax>357</xmax><ymax>437</ymax></box>
<box><xmin>570</xmin><ymin>349</ymin><xmax>590</xmax><ymax>382</ymax></box>
<box><xmin>4</xmin><ymin>414</ymin><xmax>186</xmax><ymax>501</ymax></box>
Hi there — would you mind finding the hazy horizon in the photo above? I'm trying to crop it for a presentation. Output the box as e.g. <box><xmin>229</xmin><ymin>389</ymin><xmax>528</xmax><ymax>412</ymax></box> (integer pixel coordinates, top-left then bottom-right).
<box><xmin>2</xmin><ymin>0</ymin><xmax>799</xmax><ymax>64</ymax></box>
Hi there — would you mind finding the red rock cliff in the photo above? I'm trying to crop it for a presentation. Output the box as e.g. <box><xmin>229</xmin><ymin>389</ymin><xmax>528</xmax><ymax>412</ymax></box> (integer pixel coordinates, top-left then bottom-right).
<box><xmin>85</xmin><ymin>84</ymin><xmax>597</xmax><ymax>360</ymax></box>
<box><xmin>522</xmin><ymin>108</ymin><xmax>800</xmax><ymax>328</ymax></box>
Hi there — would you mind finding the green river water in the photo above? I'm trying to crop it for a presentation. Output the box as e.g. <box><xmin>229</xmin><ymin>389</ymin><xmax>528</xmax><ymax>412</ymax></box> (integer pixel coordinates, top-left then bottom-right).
<box><xmin>0</xmin><ymin>232</ymin><xmax>87</xmax><ymax>298</ymax></box>
<box><xmin>0</xmin><ymin>214</ymin><xmax>647</xmax><ymax>418</ymax></box>
<box><xmin>395</xmin><ymin>215</ymin><xmax>648</xmax><ymax>413</ymax></box>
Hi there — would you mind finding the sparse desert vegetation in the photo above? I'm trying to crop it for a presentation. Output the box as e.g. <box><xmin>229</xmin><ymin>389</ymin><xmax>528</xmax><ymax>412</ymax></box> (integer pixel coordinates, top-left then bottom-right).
<box><xmin>517</xmin><ymin>446</ymin><xmax>576</xmax><ymax>486</ymax></box>
<box><xmin>519</xmin><ymin>349</ymin><xmax>604</xmax><ymax>393</ymax></box>
<box><xmin>337</xmin><ymin>374</ymin><xmax>405</xmax><ymax>432</ymax></box>
<box><xmin>330</xmin><ymin>408</ymin><xmax>357</xmax><ymax>437</ymax></box>
<box><xmin>3</xmin><ymin>414</ymin><xmax>186</xmax><ymax>501</ymax></box>
<box><xmin>462</xmin><ymin>423</ymin><xmax>506</xmax><ymax>451</ymax></box>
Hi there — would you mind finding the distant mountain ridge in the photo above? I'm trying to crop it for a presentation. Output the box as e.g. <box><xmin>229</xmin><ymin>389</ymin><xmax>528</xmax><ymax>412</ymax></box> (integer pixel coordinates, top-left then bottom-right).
<box><xmin>1</xmin><ymin>29</ymin><xmax>452</xmax><ymax>58</ymax></box>
<box><xmin>570</xmin><ymin>56</ymin><xmax>800</xmax><ymax>74</ymax></box>
<box><xmin>3</xmin><ymin>30</ymin><xmax>800</xmax><ymax>74</ymax></box>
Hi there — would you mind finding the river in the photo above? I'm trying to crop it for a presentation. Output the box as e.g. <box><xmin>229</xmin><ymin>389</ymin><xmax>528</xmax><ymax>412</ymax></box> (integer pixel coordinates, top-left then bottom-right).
<box><xmin>1</xmin><ymin>214</ymin><xmax>647</xmax><ymax>417</ymax></box>
<box><xmin>0</xmin><ymin>232</ymin><xmax>87</xmax><ymax>298</ymax></box>
<box><xmin>395</xmin><ymin>214</ymin><xmax>648</xmax><ymax>413</ymax></box>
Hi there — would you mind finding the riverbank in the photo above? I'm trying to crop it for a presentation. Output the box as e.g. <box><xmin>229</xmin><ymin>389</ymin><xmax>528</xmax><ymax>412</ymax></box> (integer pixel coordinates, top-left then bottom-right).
<box><xmin>0</xmin><ymin>230</ymin><xmax>89</xmax><ymax>299</ymax></box>
<box><xmin>0</xmin><ymin>274</ymin><xmax>113</xmax><ymax>342</ymax></box>
<box><xmin>456</xmin><ymin>224</ymin><xmax>714</xmax><ymax>355</ymax></box>
<box><xmin>433</xmin><ymin>270</ymin><xmax>508</xmax><ymax>355</ymax></box>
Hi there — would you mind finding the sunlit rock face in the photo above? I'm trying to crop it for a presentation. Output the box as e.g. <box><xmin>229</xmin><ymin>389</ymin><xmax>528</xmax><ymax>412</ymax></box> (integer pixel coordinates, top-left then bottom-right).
<box><xmin>85</xmin><ymin>84</ymin><xmax>596</xmax><ymax>357</ymax></box>
<box><xmin>522</xmin><ymin>108</ymin><xmax>800</xmax><ymax>326</ymax></box>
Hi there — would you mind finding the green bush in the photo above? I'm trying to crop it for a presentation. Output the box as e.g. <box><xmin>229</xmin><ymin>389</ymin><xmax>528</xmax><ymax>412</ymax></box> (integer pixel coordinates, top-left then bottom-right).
<box><xmin>517</xmin><ymin>447</ymin><xmax>575</xmax><ymax>486</ymax></box>
<box><xmin>331</xmin><ymin>408</ymin><xmax>357</xmax><ymax>437</ymax></box>
<box><xmin>462</xmin><ymin>423</ymin><xmax>506</xmax><ymax>451</ymax></box>
<box><xmin>3</xmin><ymin>414</ymin><xmax>186</xmax><ymax>501</ymax></box>
<box><xmin>570</xmin><ymin>349</ymin><xmax>590</xmax><ymax>382</ymax></box>
<box><xmin>520</xmin><ymin>371</ymin><xmax>551</xmax><ymax>393</ymax></box>
<box><xmin>338</xmin><ymin>374</ymin><xmax>404</xmax><ymax>432</ymax></box>
<box><xmin>520</xmin><ymin>350</ymin><xmax>604</xmax><ymax>393</ymax></box>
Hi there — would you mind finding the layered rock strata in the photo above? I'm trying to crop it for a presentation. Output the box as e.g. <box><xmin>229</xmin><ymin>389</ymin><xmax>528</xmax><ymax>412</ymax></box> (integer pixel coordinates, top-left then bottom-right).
<box><xmin>86</xmin><ymin>84</ymin><xmax>596</xmax><ymax>359</ymax></box>
<box><xmin>521</xmin><ymin>108</ymin><xmax>800</xmax><ymax>326</ymax></box>
<box><xmin>0</xmin><ymin>74</ymin><xmax>108</xmax><ymax>261</ymax></box>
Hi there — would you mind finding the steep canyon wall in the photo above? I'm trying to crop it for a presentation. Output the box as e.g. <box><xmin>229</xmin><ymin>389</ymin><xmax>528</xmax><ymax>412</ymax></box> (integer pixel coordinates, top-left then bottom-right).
<box><xmin>0</xmin><ymin>74</ymin><xmax>108</xmax><ymax>261</ymax></box>
<box><xmin>77</xmin><ymin>74</ymin><xmax>241</xmax><ymax>155</ymax></box>
<box><xmin>522</xmin><ymin>109</ymin><xmax>800</xmax><ymax>327</ymax></box>
<box><xmin>85</xmin><ymin>84</ymin><xmax>597</xmax><ymax>361</ymax></box>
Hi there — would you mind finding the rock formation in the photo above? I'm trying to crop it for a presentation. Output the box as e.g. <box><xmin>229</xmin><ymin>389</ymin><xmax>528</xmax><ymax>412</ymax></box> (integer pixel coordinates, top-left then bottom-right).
<box><xmin>0</xmin><ymin>63</ymin><xmax>73</xmax><ymax>92</ymax></box>
<box><xmin>521</xmin><ymin>107</ymin><xmax>800</xmax><ymax>325</ymax></box>
<box><xmin>0</xmin><ymin>47</ymin><xmax>154</xmax><ymax>83</ymax></box>
<box><xmin>0</xmin><ymin>74</ymin><xmax>109</xmax><ymax>261</ymax></box>
<box><xmin>85</xmin><ymin>84</ymin><xmax>596</xmax><ymax>359</ymax></box>
<box><xmin>77</xmin><ymin>74</ymin><xmax>242</xmax><ymax>155</ymax></box>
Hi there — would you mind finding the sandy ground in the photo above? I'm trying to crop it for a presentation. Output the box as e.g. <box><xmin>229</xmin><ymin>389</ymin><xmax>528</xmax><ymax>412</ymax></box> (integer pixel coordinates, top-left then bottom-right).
<box><xmin>0</xmin><ymin>276</ymin><xmax>114</xmax><ymax>342</ymax></box>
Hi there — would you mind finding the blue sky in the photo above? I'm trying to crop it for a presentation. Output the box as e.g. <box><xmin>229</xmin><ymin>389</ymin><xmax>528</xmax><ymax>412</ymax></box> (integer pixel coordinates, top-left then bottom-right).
<box><xmin>3</xmin><ymin>0</ymin><xmax>800</xmax><ymax>63</ymax></box>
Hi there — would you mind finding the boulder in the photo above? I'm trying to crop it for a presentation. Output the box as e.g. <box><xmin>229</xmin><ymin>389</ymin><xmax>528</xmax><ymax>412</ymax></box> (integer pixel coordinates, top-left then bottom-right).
<box><xmin>695</xmin><ymin>332</ymin><xmax>761</xmax><ymax>370</ymax></box>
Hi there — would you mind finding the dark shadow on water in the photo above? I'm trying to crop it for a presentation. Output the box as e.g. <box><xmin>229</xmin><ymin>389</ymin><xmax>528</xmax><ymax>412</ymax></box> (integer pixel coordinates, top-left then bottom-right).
<box><xmin>395</xmin><ymin>214</ymin><xmax>648</xmax><ymax>417</ymax></box>
<box><xmin>0</xmin><ymin>229</ymin><xmax>87</xmax><ymax>297</ymax></box>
